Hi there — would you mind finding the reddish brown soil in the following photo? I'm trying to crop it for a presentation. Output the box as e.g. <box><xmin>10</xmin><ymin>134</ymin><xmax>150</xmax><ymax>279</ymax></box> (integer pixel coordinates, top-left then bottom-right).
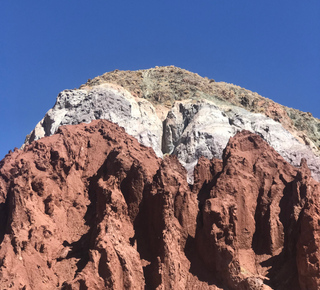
<box><xmin>0</xmin><ymin>120</ymin><xmax>319</xmax><ymax>289</ymax></box>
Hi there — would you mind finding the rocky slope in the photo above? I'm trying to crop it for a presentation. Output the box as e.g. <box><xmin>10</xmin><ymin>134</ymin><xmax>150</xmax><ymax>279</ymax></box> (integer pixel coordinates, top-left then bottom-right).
<box><xmin>1</xmin><ymin>119</ymin><xmax>320</xmax><ymax>289</ymax></box>
<box><xmin>24</xmin><ymin>66</ymin><xmax>320</xmax><ymax>182</ymax></box>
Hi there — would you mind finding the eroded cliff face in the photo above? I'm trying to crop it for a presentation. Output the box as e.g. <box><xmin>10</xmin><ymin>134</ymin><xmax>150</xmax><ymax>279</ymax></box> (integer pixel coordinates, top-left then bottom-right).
<box><xmin>24</xmin><ymin>67</ymin><xmax>320</xmax><ymax>182</ymax></box>
<box><xmin>193</xmin><ymin>132</ymin><xmax>320</xmax><ymax>290</ymax></box>
<box><xmin>2</xmin><ymin>120</ymin><xmax>320</xmax><ymax>289</ymax></box>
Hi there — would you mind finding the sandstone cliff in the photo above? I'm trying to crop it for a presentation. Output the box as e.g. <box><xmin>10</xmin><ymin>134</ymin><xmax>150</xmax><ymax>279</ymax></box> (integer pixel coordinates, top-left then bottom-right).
<box><xmin>24</xmin><ymin>66</ymin><xmax>320</xmax><ymax>182</ymax></box>
<box><xmin>2</xmin><ymin>120</ymin><xmax>320</xmax><ymax>289</ymax></box>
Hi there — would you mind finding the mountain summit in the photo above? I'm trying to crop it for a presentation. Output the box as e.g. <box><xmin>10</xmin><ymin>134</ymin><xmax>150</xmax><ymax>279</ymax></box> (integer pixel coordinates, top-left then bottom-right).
<box><xmin>1</xmin><ymin>67</ymin><xmax>320</xmax><ymax>289</ymax></box>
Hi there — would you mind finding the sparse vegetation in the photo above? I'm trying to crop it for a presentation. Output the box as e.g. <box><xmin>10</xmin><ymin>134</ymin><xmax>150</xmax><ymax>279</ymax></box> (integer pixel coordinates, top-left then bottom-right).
<box><xmin>79</xmin><ymin>66</ymin><xmax>320</xmax><ymax>151</ymax></box>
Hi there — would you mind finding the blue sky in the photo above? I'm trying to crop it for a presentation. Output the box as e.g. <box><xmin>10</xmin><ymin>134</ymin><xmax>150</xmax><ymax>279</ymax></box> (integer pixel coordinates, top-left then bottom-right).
<box><xmin>1</xmin><ymin>1</ymin><xmax>319</xmax><ymax>160</ymax></box>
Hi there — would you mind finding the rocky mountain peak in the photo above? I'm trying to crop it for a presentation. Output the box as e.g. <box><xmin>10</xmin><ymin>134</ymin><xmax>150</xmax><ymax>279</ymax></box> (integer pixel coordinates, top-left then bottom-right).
<box><xmin>24</xmin><ymin>66</ymin><xmax>320</xmax><ymax>182</ymax></box>
<box><xmin>82</xmin><ymin>66</ymin><xmax>320</xmax><ymax>152</ymax></box>
<box><xmin>1</xmin><ymin>66</ymin><xmax>320</xmax><ymax>289</ymax></box>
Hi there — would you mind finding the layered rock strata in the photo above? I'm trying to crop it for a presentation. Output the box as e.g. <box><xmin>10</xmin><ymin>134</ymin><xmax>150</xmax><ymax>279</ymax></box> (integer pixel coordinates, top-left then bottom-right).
<box><xmin>25</xmin><ymin>67</ymin><xmax>320</xmax><ymax>182</ymax></box>
<box><xmin>2</xmin><ymin>119</ymin><xmax>320</xmax><ymax>289</ymax></box>
<box><xmin>163</xmin><ymin>100</ymin><xmax>320</xmax><ymax>182</ymax></box>
<box><xmin>81</xmin><ymin>66</ymin><xmax>320</xmax><ymax>153</ymax></box>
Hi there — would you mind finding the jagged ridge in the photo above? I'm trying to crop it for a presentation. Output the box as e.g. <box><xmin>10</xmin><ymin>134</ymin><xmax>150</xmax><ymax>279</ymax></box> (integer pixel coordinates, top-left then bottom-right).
<box><xmin>1</xmin><ymin>120</ymin><xmax>320</xmax><ymax>289</ymax></box>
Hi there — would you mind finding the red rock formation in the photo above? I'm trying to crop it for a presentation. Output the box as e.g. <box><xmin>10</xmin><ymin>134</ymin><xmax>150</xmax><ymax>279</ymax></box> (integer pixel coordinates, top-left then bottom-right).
<box><xmin>193</xmin><ymin>131</ymin><xmax>320</xmax><ymax>290</ymax></box>
<box><xmin>0</xmin><ymin>120</ymin><xmax>319</xmax><ymax>289</ymax></box>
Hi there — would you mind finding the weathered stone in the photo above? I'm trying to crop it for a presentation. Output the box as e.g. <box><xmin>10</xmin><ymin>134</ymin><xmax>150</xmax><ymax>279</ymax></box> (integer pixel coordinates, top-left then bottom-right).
<box><xmin>2</xmin><ymin>120</ymin><xmax>320</xmax><ymax>289</ymax></box>
<box><xmin>163</xmin><ymin>100</ymin><xmax>320</xmax><ymax>182</ymax></box>
<box><xmin>26</xmin><ymin>83</ymin><xmax>163</xmax><ymax>157</ymax></box>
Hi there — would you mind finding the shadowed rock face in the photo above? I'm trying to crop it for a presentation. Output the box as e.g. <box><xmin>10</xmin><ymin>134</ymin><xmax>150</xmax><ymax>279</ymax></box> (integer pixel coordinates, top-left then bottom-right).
<box><xmin>2</xmin><ymin>119</ymin><xmax>320</xmax><ymax>289</ymax></box>
<box><xmin>24</xmin><ymin>67</ymin><xmax>320</xmax><ymax>182</ymax></box>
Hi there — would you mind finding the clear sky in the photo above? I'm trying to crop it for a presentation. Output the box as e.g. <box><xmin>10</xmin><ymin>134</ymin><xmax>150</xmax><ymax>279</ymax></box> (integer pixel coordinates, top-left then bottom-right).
<box><xmin>1</xmin><ymin>1</ymin><xmax>319</xmax><ymax>160</ymax></box>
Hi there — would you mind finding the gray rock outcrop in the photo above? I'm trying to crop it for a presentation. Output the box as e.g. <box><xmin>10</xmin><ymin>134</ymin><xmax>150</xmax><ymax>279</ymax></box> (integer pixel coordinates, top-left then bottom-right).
<box><xmin>26</xmin><ymin>83</ymin><xmax>163</xmax><ymax>157</ymax></box>
<box><xmin>163</xmin><ymin>100</ymin><xmax>320</xmax><ymax>182</ymax></box>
